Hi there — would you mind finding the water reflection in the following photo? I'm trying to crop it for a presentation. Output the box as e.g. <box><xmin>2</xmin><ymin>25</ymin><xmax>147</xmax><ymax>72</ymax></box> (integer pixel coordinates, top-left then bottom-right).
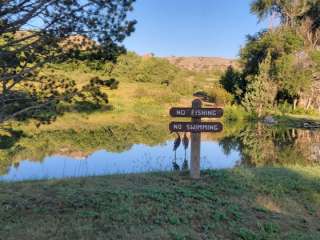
<box><xmin>0</xmin><ymin>122</ymin><xmax>320</xmax><ymax>182</ymax></box>
<box><xmin>219</xmin><ymin>123</ymin><xmax>320</xmax><ymax>166</ymax></box>
<box><xmin>0</xmin><ymin>141</ymin><xmax>240</xmax><ymax>182</ymax></box>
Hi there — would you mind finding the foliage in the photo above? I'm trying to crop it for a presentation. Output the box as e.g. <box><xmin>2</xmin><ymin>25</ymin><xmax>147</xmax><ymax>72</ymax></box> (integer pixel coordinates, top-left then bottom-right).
<box><xmin>221</xmin><ymin>0</ymin><xmax>320</xmax><ymax>113</ymax></box>
<box><xmin>240</xmin><ymin>28</ymin><xmax>304</xmax><ymax>76</ymax></box>
<box><xmin>219</xmin><ymin>66</ymin><xmax>245</xmax><ymax>103</ymax></box>
<box><xmin>251</xmin><ymin>0</ymin><xmax>319</xmax><ymax>28</ymax></box>
<box><xmin>0</xmin><ymin>0</ymin><xmax>136</xmax><ymax>124</ymax></box>
<box><xmin>209</xmin><ymin>83</ymin><xmax>233</xmax><ymax>105</ymax></box>
<box><xmin>222</xmin><ymin>105</ymin><xmax>251</xmax><ymax>122</ymax></box>
<box><xmin>311</xmin><ymin>49</ymin><xmax>320</xmax><ymax>69</ymax></box>
<box><xmin>221</xmin><ymin>28</ymin><xmax>308</xmax><ymax>111</ymax></box>
<box><xmin>112</xmin><ymin>52</ymin><xmax>186</xmax><ymax>84</ymax></box>
<box><xmin>0</xmin><ymin>122</ymin><xmax>169</xmax><ymax>172</ymax></box>
<box><xmin>274</xmin><ymin>53</ymin><xmax>313</xmax><ymax>98</ymax></box>
<box><xmin>242</xmin><ymin>53</ymin><xmax>277</xmax><ymax>117</ymax></box>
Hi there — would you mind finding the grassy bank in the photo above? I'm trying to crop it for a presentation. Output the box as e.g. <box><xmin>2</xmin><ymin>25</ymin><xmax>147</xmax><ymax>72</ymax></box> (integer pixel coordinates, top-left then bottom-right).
<box><xmin>1</xmin><ymin>167</ymin><xmax>320</xmax><ymax>240</ymax></box>
<box><xmin>5</xmin><ymin>53</ymin><xmax>226</xmax><ymax>133</ymax></box>
<box><xmin>274</xmin><ymin>114</ymin><xmax>320</xmax><ymax>129</ymax></box>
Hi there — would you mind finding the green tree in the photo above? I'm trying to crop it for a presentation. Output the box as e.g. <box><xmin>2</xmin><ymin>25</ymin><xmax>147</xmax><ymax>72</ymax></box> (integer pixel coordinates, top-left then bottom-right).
<box><xmin>242</xmin><ymin>53</ymin><xmax>277</xmax><ymax>116</ymax></box>
<box><xmin>220</xmin><ymin>0</ymin><xmax>320</xmax><ymax>113</ymax></box>
<box><xmin>251</xmin><ymin>0</ymin><xmax>313</xmax><ymax>27</ymax></box>
<box><xmin>251</xmin><ymin>0</ymin><xmax>320</xmax><ymax>48</ymax></box>
<box><xmin>274</xmin><ymin>53</ymin><xmax>313</xmax><ymax>108</ymax></box>
<box><xmin>219</xmin><ymin>66</ymin><xmax>246</xmax><ymax>103</ymax></box>
<box><xmin>240</xmin><ymin>28</ymin><xmax>304</xmax><ymax>76</ymax></box>
<box><xmin>0</xmin><ymin>0</ymin><xmax>136</xmax><ymax>124</ymax></box>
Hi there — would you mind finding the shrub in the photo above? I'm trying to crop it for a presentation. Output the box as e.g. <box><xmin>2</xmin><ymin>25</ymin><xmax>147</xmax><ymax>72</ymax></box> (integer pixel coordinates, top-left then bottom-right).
<box><xmin>219</xmin><ymin>66</ymin><xmax>245</xmax><ymax>103</ymax></box>
<box><xmin>223</xmin><ymin>105</ymin><xmax>251</xmax><ymax>121</ymax></box>
<box><xmin>210</xmin><ymin>84</ymin><xmax>233</xmax><ymax>105</ymax></box>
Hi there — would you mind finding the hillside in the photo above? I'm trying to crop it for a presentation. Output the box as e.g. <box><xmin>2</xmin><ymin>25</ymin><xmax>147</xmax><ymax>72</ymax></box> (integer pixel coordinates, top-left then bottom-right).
<box><xmin>15</xmin><ymin>32</ymin><xmax>97</xmax><ymax>51</ymax></box>
<box><xmin>164</xmin><ymin>56</ymin><xmax>238</xmax><ymax>72</ymax></box>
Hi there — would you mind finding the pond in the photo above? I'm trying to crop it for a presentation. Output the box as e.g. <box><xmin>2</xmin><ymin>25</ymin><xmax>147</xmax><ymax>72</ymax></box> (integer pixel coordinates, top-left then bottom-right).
<box><xmin>0</xmin><ymin>122</ymin><xmax>320</xmax><ymax>182</ymax></box>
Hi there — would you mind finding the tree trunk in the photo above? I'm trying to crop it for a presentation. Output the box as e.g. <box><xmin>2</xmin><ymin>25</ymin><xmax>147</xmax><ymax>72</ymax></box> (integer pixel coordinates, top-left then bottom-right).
<box><xmin>257</xmin><ymin>104</ymin><xmax>263</xmax><ymax>118</ymax></box>
<box><xmin>293</xmin><ymin>99</ymin><xmax>298</xmax><ymax>110</ymax></box>
<box><xmin>306</xmin><ymin>98</ymin><xmax>312</xmax><ymax>110</ymax></box>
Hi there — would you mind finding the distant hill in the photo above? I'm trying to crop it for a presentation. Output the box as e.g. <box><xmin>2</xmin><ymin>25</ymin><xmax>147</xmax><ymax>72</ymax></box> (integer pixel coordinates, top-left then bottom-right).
<box><xmin>15</xmin><ymin>31</ymin><xmax>97</xmax><ymax>51</ymax></box>
<box><xmin>163</xmin><ymin>56</ymin><xmax>238</xmax><ymax>72</ymax></box>
<box><xmin>59</xmin><ymin>35</ymin><xmax>97</xmax><ymax>50</ymax></box>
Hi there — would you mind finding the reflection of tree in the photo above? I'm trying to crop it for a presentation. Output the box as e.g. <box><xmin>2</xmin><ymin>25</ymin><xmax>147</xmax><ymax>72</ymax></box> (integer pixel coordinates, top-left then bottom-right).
<box><xmin>0</xmin><ymin>128</ymin><xmax>24</xmax><ymax>149</ymax></box>
<box><xmin>0</xmin><ymin>123</ymin><xmax>170</xmax><ymax>175</ymax></box>
<box><xmin>219</xmin><ymin>136</ymin><xmax>242</xmax><ymax>156</ymax></box>
<box><xmin>219</xmin><ymin>123</ymin><xmax>320</xmax><ymax>167</ymax></box>
<box><xmin>240</xmin><ymin>123</ymin><xmax>276</xmax><ymax>166</ymax></box>
<box><xmin>2</xmin><ymin>122</ymin><xmax>320</xmax><ymax>176</ymax></box>
<box><xmin>293</xmin><ymin>130</ymin><xmax>320</xmax><ymax>164</ymax></box>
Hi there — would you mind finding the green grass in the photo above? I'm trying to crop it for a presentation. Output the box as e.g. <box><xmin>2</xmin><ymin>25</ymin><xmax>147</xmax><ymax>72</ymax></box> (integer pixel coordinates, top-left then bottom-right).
<box><xmin>273</xmin><ymin>114</ymin><xmax>320</xmax><ymax>129</ymax></box>
<box><xmin>1</xmin><ymin>166</ymin><xmax>320</xmax><ymax>240</ymax></box>
<box><xmin>7</xmin><ymin>57</ymin><xmax>224</xmax><ymax>134</ymax></box>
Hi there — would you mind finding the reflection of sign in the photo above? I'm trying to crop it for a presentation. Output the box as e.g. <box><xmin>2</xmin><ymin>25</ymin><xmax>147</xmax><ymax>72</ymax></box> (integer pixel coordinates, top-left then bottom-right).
<box><xmin>170</xmin><ymin>108</ymin><xmax>223</xmax><ymax>118</ymax></box>
<box><xmin>169</xmin><ymin>122</ymin><xmax>223</xmax><ymax>133</ymax></box>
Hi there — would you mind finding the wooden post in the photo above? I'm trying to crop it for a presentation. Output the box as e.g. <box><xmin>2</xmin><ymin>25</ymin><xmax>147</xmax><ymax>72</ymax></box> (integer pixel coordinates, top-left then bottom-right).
<box><xmin>190</xmin><ymin>99</ymin><xmax>201</xmax><ymax>179</ymax></box>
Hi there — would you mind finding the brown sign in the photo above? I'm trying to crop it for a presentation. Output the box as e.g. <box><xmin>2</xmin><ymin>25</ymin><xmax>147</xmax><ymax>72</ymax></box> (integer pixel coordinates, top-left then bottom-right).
<box><xmin>169</xmin><ymin>122</ymin><xmax>223</xmax><ymax>133</ymax></box>
<box><xmin>170</xmin><ymin>108</ymin><xmax>223</xmax><ymax>118</ymax></box>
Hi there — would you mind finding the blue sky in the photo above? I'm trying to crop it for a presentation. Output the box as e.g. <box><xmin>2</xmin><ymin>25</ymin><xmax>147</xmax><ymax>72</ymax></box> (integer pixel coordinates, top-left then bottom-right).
<box><xmin>124</xmin><ymin>0</ymin><xmax>270</xmax><ymax>58</ymax></box>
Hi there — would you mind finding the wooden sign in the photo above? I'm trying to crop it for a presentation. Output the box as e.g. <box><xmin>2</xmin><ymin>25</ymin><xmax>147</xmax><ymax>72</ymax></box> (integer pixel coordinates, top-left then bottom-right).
<box><xmin>169</xmin><ymin>99</ymin><xmax>224</xmax><ymax>179</ymax></box>
<box><xmin>170</xmin><ymin>108</ymin><xmax>223</xmax><ymax>118</ymax></box>
<box><xmin>169</xmin><ymin>122</ymin><xmax>223</xmax><ymax>133</ymax></box>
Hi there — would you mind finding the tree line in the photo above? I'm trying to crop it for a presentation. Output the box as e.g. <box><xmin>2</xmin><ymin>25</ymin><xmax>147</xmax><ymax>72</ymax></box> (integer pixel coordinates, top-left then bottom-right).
<box><xmin>220</xmin><ymin>0</ymin><xmax>320</xmax><ymax>117</ymax></box>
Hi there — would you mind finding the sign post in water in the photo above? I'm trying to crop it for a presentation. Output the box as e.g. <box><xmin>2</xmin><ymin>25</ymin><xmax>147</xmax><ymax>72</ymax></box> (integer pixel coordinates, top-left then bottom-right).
<box><xmin>169</xmin><ymin>99</ymin><xmax>223</xmax><ymax>179</ymax></box>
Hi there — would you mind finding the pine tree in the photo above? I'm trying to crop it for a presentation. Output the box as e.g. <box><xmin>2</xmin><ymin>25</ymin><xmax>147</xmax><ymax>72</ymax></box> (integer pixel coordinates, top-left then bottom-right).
<box><xmin>242</xmin><ymin>53</ymin><xmax>277</xmax><ymax>117</ymax></box>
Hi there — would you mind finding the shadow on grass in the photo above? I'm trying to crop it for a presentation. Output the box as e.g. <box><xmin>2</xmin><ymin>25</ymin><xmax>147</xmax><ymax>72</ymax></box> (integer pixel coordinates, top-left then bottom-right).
<box><xmin>59</xmin><ymin>101</ymin><xmax>114</xmax><ymax>114</ymax></box>
<box><xmin>0</xmin><ymin>166</ymin><xmax>319</xmax><ymax>239</ymax></box>
<box><xmin>0</xmin><ymin>128</ymin><xmax>25</xmax><ymax>149</ymax></box>
<box><xmin>203</xmin><ymin>167</ymin><xmax>320</xmax><ymax>239</ymax></box>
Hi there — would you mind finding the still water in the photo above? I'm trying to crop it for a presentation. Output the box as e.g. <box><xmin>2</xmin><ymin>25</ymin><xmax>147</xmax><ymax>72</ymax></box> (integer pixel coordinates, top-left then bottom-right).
<box><xmin>1</xmin><ymin>123</ymin><xmax>320</xmax><ymax>182</ymax></box>
<box><xmin>0</xmin><ymin>140</ymin><xmax>240</xmax><ymax>182</ymax></box>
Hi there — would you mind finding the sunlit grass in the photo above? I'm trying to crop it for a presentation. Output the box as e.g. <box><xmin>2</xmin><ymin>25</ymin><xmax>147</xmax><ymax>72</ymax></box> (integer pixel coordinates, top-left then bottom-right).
<box><xmin>0</xmin><ymin>166</ymin><xmax>320</xmax><ymax>239</ymax></box>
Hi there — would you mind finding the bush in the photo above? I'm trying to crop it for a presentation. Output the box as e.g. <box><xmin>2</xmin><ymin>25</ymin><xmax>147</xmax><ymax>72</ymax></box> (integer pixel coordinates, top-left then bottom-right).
<box><xmin>240</xmin><ymin>28</ymin><xmax>304</xmax><ymax>76</ymax></box>
<box><xmin>210</xmin><ymin>84</ymin><xmax>233</xmax><ymax>105</ymax></box>
<box><xmin>277</xmin><ymin>101</ymin><xmax>293</xmax><ymax>115</ymax></box>
<box><xmin>112</xmin><ymin>52</ymin><xmax>184</xmax><ymax>84</ymax></box>
<box><xmin>219</xmin><ymin>66</ymin><xmax>245</xmax><ymax>103</ymax></box>
<box><xmin>223</xmin><ymin>105</ymin><xmax>251</xmax><ymax>121</ymax></box>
